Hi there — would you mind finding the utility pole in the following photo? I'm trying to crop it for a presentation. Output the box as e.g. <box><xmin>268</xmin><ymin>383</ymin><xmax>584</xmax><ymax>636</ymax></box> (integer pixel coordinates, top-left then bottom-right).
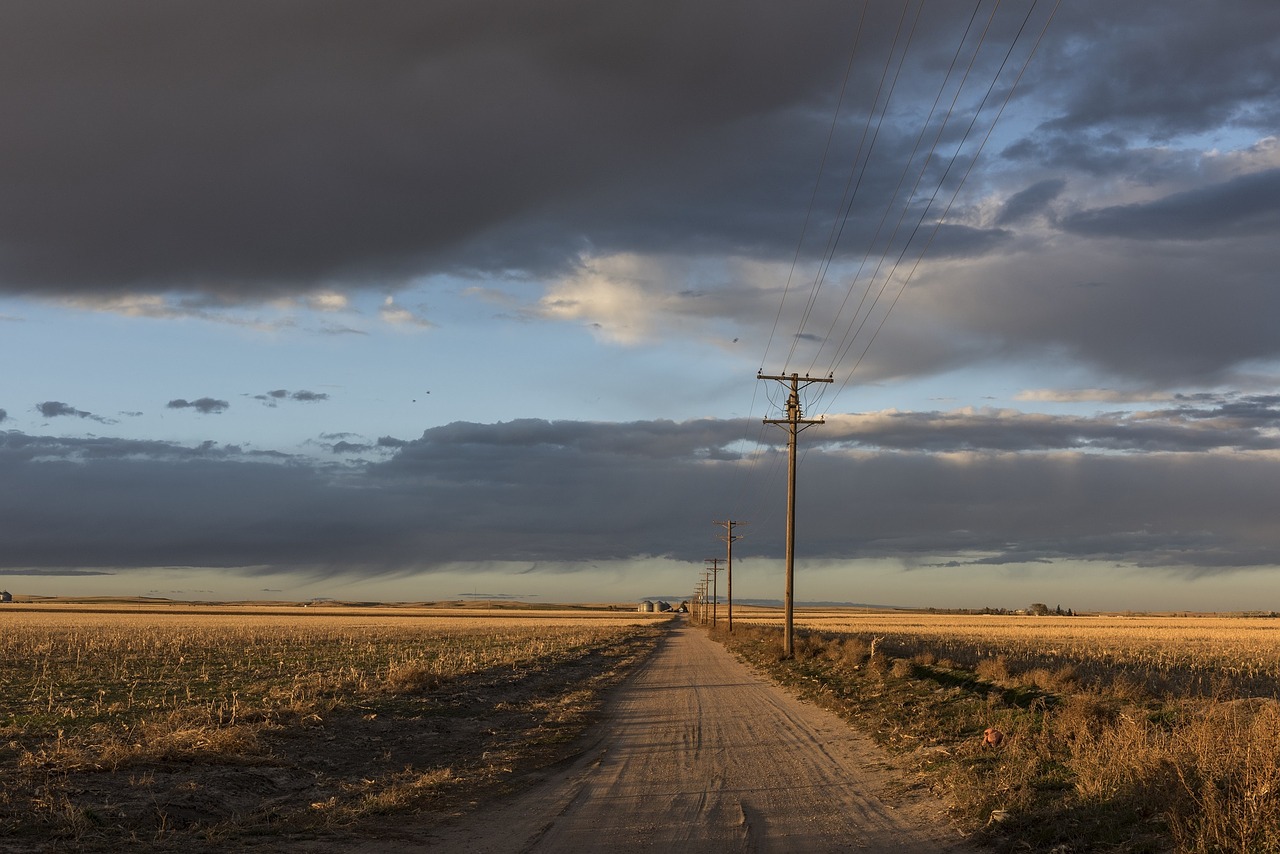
<box><xmin>704</xmin><ymin>558</ymin><xmax>724</xmax><ymax>628</ymax></box>
<box><xmin>758</xmin><ymin>371</ymin><xmax>833</xmax><ymax>658</ymax></box>
<box><xmin>714</xmin><ymin>520</ymin><xmax>746</xmax><ymax>632</ymax></box>
<box><xmin>698</xmin><ymin>574</ymin><xmax>710</xmax><ymax>624</ymax></box>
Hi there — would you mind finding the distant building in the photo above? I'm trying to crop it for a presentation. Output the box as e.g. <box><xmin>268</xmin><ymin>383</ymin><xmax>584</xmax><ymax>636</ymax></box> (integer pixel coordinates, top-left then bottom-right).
<box><xmin>656</xmin><ymin>601</ymin><xmax>671</xmax><ymax>612</ymax></box>
<box><xmin>0</xmin><ymin>591</ymin><xmax>11</xmax><ymax>603</ymax></box>
<box><xmin>638</xmin><ymin>600</ymin><xmax>655</xmax><ymax>613</ymax></box>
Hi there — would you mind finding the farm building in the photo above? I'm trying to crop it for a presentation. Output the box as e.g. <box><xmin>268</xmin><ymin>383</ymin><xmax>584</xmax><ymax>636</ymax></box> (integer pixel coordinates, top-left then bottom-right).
<box><xmin>0</xmin><ymin>591</ymin><xmax>11</xmax><ymax>603</ymax></box>
<box><xmin>637</xmin><ymin>600</ymin><xmax>655</xmax><ymax>613</ymax></box>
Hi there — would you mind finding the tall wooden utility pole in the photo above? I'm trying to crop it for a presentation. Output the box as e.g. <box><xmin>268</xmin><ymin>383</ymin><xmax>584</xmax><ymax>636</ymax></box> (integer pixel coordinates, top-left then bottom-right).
<box><xmin>758</xmin><ymin>371</ymin><xmax>832</xmax><ymax>658</ymax></box>
<box><xmin>714</xmin><ymin>520</ymin><xmax>745</xmax><ymax>631</ymax></box>
<box><xmin>704</xmin><ymin>559</ymin><xmax>723</xmax><ymax>627</ymax></box>
<box><xmin>699</xmin><ymin>573</ymin><xmax>711</xmax><ymax>624</ymax></box>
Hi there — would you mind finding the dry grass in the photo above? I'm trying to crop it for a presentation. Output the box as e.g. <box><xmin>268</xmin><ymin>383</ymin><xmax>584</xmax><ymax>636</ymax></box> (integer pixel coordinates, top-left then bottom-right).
<box><xmin>715</xmin><ymin>610</ymin><xmax>1280</xmax><ymax>853</ymax></box>
<box><xmin>0</xmin><ymin>603</ymin><xmax>665</xmax><ymax>850</ymax></box>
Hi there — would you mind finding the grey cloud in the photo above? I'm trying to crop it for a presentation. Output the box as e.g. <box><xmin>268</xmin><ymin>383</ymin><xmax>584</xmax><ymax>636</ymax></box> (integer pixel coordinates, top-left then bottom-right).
<box><xmin>255</xmin><ymin>389</ymin><xmax>330</xmax><ymax>405</ymax></box>
<box><xmin>0</xmin><ymin>409</ymin><xmax>6</xmax><ymax>423</ymax></box>
<box><xmin>1036</xmin><ymin>1</ymin><xmax>1280</xmax><ymax>139</ymax></box>
<box><xmin>858</xmin><ymin>224</ymin><xmax>1280</xmax><ymax>386</ymax></box>
<box><xmin>822</xmin><ymin>401</ymin><xmax>1280</xmax><ymax>454</ymax></box>
<box><xmin>799</xmin><ymin>447</ymin><xmax>1280</xmax><ymax>571</ymax></box>
<box><xmin>38</xmin><ymin>401</ymin><xmax>86</xmax><ymax>418</ymax></box>
<box><xmin>167</xmin><ymin>397</ymin><xmax>230</xmax><ymax>414</ymax></box>
<box><xmin>1061</xmin><ymin>169</ymin><xmax>1280</xmax><ymax>241</ymax></box>
<box><xmin>0</xmin><ymin>1</ymin><xmax>1137</xmax><ymax>302</ymax></box>
<box><xmin>36</xmin><ymin>401</ymin><xmax>114</xmax><ymax>423</ymax></box>
<box><xmin>0</xmin><ymin>432</ymin><xmax>247</xmax><ymax>463</ymax></box>
<box><xmin>5</xmin><ymin>410</ymin><xmax>1280</xmax><ymax>574</ymax></box>
<box><xmin>996</xmin><ymin>179</ymin><xmax>1066</xmax><ymax>225</ymax></box>
<box><xmin>0</xmin><ymin>0</ymin><xmax>875</xmax><ymax>297</ymax></box>
<box><xmin>0</xmin><ymin>568</ymin><xmax>113</xmax><ymax>577</ymax></box>
<box><xmin>1000</xmin><ymin>131</ymin><xmax>1157</xmax><ymax>177</ymax></box>
<box><xmin>911</xmin><ymin>224</ymin><xmax>1012</xmax><ymax>259</ymax></box>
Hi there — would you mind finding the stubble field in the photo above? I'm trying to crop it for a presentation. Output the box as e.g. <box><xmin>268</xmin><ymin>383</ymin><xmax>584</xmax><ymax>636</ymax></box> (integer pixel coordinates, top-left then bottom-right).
<box><xmin>719</xmin><ymin>606</ymin><xmax>1280</xmax><ymax>852</ymax></box>
<box><xmin>0</xmin><ymin>601</ymin><xmax>666</xmax><ymax>852</ymax></box>
<box><xmin>10</xmin><ymin>600</ymin><xmax>1280</xmax><ymax>853</ymax></box>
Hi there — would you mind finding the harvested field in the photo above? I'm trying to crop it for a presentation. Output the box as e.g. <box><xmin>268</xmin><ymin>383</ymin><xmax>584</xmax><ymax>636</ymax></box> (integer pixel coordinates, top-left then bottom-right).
<box><xmin>0</xmin><ymin>602</ymin><xmax>666</xmax><ymax>851</ymax></box>
<box><xmin>735</xmin><ymin>607</ymin><xmax>1280</xmax><ymax>698</ymax></box>
<box><xmin>717</xmin><ymin>608</ymin><xmax>1280</xmax><ymax>852</ymax></box>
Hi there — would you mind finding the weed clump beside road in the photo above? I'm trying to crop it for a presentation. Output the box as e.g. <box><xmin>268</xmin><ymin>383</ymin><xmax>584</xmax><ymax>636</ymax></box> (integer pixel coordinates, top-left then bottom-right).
<box><xmin>715</xmin><ymin>621</ymin><xmax>1280</xmax><ymax>854</ymax></box>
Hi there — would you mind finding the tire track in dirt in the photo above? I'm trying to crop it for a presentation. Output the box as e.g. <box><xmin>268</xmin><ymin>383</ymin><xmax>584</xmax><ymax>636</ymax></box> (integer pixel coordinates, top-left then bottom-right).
<box><xmin>422</xmin><ymin>618</ymin><xmax>974</xmax><ymax>853</ymax></box>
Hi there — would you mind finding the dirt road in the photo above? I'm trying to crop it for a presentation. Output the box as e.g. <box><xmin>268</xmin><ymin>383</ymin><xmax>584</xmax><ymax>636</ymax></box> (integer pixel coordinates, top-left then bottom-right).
<box><xmin>425</xmin><ymin>618</ymin><xmax>973</xmax><ymax>853</ymax></box>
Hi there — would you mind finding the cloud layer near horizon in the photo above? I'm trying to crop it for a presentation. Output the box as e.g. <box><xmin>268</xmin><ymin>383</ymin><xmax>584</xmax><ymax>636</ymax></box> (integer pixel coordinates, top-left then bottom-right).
<box><xmin>6</xmin><ymin>396</ymin><xmax>1280</xmax><ymax>575</ymax></box>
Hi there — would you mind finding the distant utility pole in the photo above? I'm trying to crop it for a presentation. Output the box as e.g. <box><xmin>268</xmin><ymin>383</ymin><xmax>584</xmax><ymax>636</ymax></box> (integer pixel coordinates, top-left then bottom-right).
<box><xmin>714</xmin><ymin>520</ymin><xmax>746</xmax><ymax>632</ymax></box>
<box><xmin>758</xmin><ymin>371</ymin><xmax>833</xmax><ymax>658</ymax></box>
<box><xmin>704</xmin><ymin>558</ymin><xmax>724</xmax><ymax>627</ymax></box>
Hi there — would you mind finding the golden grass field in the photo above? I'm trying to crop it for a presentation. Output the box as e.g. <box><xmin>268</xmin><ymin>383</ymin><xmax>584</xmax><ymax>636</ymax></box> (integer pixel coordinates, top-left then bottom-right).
<box><xmin>716</xmin><ymin>606</ymin><xmax>1280</xmax><ymax>853</ymax></box>
<box><xmin>9</xmin><ymin>599</ymin><xmax>1280</xmax><ymax>852</ymax></box>
<box><xmin>0</xmin><ymin>600</ymin><xmax>668</xmax><ymax>851</ymax></box>
<box><xmin>733</xmin><ymin>606</ymin><xmax>1280</xmax><ymax>698</ymax></box>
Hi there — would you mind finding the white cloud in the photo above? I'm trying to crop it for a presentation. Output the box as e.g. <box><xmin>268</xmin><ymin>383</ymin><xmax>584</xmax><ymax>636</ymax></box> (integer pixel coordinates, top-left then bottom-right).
<box><xmin>379</xmin><ymin>296</ymin><xmax>434</xmax><ymax>328</ymax></box>
<box><xmin>1016</xmin><ymin>388</ymin><xmax>1175</xmax><ymax>404</ymax></box>
<box><xmin>302</xmin><ymin>291</ymin><xmax>351</xmax><ymax>312</ymax></box>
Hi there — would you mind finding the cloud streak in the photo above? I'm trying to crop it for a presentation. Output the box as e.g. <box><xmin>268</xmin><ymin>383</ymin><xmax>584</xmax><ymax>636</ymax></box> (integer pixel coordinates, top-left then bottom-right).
<box><xmin>167</xmin><ymin>398</ymin><xmax>230</xmax><ymax>414</ymax></box>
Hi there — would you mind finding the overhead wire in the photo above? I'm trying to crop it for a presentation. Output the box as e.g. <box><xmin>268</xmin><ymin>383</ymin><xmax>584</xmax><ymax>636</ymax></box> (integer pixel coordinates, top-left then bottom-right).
<box><xmin>783</xmin><ymin>0</ymin><xmax>921</xmax><ymax>373</ymax></box>
<box><xmin>827</xmin><ymin>0</ymin><xmax>1060</xmax><ymax>404</ymax></box>
<box><xmin>726</xmin><ymin>1</ymin><xmax>874</xmax><ymax>525</ymax></box>
<box><xmin>726</xmin><ymin>0</ymin><xmax>1061</xmax><ymax>553</ymax></box>
<box><xmin>758</xmin><ymin>0</ymin><xmax>871</xmax><ymax>379</ymax></box>
<box><xmin>808</xmin><ymin>0</ymin><xmax>993</xmax><ymax>381</ymax></box>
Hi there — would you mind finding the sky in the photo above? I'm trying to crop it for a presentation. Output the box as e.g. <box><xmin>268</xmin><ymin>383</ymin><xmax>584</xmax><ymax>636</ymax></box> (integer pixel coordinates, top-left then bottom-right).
<box><xmin>3</xmin><ymin>0</ymin><xmax>1280</xmax><ymax>611</ymax></box>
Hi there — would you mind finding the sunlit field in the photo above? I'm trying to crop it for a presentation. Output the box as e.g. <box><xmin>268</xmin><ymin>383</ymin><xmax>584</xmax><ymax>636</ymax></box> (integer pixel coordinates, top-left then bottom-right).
<box><xmin>734</xmin><ymin>606</ymin><xmax>1280</xmax><ymax>698</ymax></box>
<box><xmin>0</xmin><ymin>601</ymin><xmax>666</xmax><ymax>850</ymax></box>
<box><xmin>717</xmin><ymin>606</ymin><xmax>1280</xmax><ymax>852</ymax></box>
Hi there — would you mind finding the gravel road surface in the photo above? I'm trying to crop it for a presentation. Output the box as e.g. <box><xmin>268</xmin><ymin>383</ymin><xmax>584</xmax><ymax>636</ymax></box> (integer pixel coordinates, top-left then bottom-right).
<box><xmin>426</xmin><ymin>618</ymin><xmax>973</xmax><ymax>853</ymax></box>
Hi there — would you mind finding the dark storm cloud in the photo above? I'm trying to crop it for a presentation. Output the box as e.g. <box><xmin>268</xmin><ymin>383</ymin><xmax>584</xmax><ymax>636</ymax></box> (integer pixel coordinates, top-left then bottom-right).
<box><xmin>4</xmin><ymin>1</ymin><xmax>1276</xmax><ymax>394</ymax></box>
<box><xmin>0</xmin><ymin>409</ymin><xmax>7</xmax><ymax>423</ymax></box>
<box><xmin>995</xmin><ymin>179</ymin><xmax>1065</xmax><ymax>225</ymax></box>
<box><xmin>5</xmin><ymin>404</ymin><xmax>1280</xmax><ymax>574</ymax></box>
<box><xmin>167</xmin><ymin>397</ymin><xmax>230</xmax><ymax>414</ymax></box>
<box><xmin>1061</xmin><ymin>169</ymin><xmax>1280</xmax><ymax>241</ymax></box>
<box><xmin>0</xmin><ymin>0</ymin><xmax>875</xmax><ymax>297</ymax></box>
<box><xmin>1036</xmin><ymin>1</ymin><xmax>1280</xmax><ymax>139</ymax></box>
